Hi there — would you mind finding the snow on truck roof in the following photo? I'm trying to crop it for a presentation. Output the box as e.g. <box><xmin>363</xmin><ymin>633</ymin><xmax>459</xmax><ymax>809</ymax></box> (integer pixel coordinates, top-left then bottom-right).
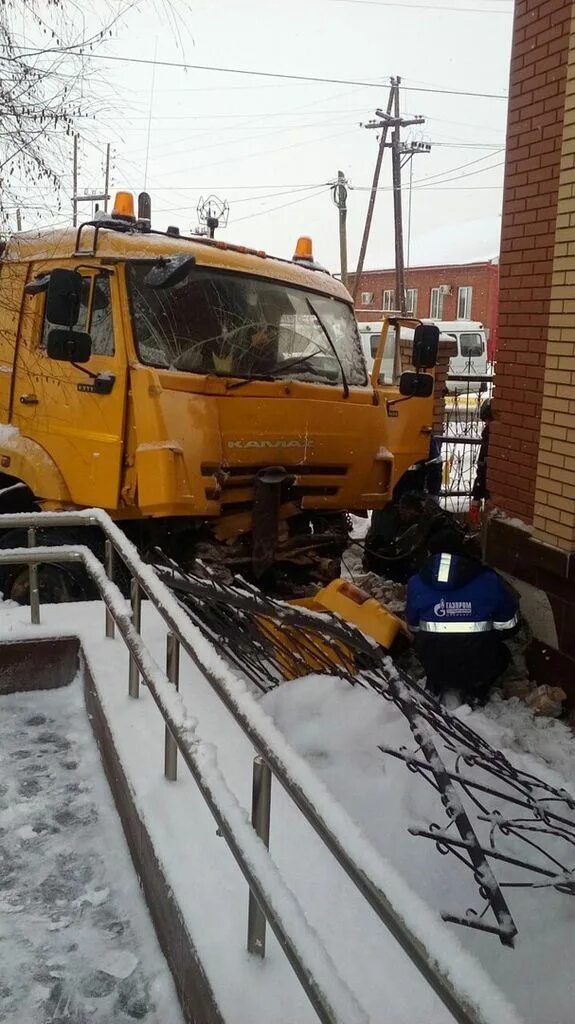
<box><xmin>2</xmin><ymin>224</ymin><xmax>350</xmax><ymax>303</ymax></box>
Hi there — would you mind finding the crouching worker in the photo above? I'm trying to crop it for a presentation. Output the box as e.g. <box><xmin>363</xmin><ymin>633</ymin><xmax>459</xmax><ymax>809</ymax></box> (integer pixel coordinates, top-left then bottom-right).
<box><xmin>405</xmin><ymin>536</ymin><xmax>520</xmax><ymax>706</ymax></box>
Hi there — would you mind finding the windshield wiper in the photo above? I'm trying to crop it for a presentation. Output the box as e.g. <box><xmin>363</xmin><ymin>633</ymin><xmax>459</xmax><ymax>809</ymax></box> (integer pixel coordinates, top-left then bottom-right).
<box><xmin>305</xmin><ymin>298</ymin><xmax>349</xmax><ymax>399</ymax></box>
<box><xmin>225</xmin><ymin>349</ymin><xmax>323</xmax><ymax>391</ymax></box>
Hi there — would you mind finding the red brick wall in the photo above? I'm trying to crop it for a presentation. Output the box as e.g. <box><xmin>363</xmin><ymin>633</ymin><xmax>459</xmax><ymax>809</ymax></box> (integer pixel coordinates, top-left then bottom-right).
<box><xmin>489</xmin><ymin>0</ymin><xmax>571</xmax><ymax>523</ymax></box>
<box><xmin>349</xmin><ymin>262</ymin><xmax>497</xmax><ymax>332</ymax></box>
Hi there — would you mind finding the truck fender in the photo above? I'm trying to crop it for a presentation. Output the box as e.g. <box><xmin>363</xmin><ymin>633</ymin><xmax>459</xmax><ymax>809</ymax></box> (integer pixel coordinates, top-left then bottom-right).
<box><xmin>0</xmin><ymin>430</ymin><xmax>72</xmax><ymax>505</ymax></box>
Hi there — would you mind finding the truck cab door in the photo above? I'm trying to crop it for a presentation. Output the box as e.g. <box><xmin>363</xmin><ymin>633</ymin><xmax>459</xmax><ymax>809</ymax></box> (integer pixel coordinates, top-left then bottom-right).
<box><xmin>12</xmin><ymin>266</ymin><xmax>128</xmax><ymax>509</ymax></box>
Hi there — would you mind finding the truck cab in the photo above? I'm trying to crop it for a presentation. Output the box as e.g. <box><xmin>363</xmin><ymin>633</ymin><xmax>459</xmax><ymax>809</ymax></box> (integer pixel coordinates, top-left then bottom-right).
<box><xmin>0</xmin><ymin>194</ymin><xmax>438</xmax><ymax>594</ymax></box>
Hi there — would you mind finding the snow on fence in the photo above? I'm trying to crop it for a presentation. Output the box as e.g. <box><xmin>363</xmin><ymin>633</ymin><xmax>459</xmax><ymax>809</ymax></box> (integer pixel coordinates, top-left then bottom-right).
<box><xmin>0</xmin><ymin>509</ymin><xmax>524</xmax><ymax>1024</ymax></box>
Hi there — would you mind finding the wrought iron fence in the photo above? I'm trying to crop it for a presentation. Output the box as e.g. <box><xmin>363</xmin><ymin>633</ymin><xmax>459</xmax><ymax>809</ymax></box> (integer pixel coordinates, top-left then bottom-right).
<box><xmin>439</xmin><ymin>367</ymin><xmax>494</xmax><ymax>513</ymax></box>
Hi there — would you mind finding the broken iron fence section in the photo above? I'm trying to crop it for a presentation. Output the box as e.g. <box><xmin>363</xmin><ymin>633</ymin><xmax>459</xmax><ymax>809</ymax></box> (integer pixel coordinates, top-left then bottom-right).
<box><xmin>154</xmin><ymin>556</ymin><xmax>575</xmax><ymax>951</ymax></box>
<box><xmin>439</xmin><ymin>367</ymin><xmax>494</xmax><ymax>512</ymax></box>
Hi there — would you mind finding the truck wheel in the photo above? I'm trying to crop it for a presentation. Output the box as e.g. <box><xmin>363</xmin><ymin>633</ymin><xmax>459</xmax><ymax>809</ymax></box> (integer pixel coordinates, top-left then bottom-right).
<box><xmin>0</xmin><ymin>529</ymin><xmax>97</xmax><ymax>605</ymax></box>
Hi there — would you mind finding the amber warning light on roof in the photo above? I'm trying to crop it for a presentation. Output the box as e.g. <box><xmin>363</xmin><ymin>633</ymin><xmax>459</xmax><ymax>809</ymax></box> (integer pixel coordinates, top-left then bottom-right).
<box><xmin>112</xmin><ymin>191</ymin><xmax>136</xmax><ymax>222</ymax></box>
<box><xmin>293</xmin><ymin>236</ymin><xmax>313</xmax><ymax>262</ymax></box>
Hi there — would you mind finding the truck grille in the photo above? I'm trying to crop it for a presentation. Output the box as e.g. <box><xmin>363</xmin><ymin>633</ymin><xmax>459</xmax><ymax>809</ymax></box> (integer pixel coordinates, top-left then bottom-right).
<box><xmin>201</xmin><ymin>463</ymin><xmax>348</xmax><ymax>510</ymax></box>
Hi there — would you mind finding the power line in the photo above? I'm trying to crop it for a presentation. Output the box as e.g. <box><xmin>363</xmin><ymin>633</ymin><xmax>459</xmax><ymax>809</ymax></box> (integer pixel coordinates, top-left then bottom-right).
<box><xmin>155</xmin><ymin>184</ymin><xmax>333</xmax><ymax>217</ymax></box>
<box><xmin>352</xmin><ymin>149</ymin><xmax>504</xmax><ymax>190</ymax></box>
<box><xmin>416</xmin><ymin>159</ymin><xmax>505</xmax><ymax>188</ymax></box>
<box><xmin>230</xmin><ymin>187</ymin><xmax>332</xmax><ymax>224</ymax></box>
<box><xmin>6</xmin><ymin>47</ymin><xmax>509</xmax><ymax>101</ymax></box>
<box><xmin>433</xmin><ymin>143</ymin><xmax>502</xmax><ymax>150</ymax></box>
<box><xmin>324</xmin><ymin>0</ymin><xmax>513</xmax><ymax>12</ymax></box>
<box><xmin>412</xmin><ymin>148</ymin><xmax>505</xmax><ymax>184</ymax></box>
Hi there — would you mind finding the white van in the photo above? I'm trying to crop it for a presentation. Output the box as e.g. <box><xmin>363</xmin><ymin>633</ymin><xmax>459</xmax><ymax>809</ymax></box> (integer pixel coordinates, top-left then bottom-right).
<box><xmin>358</xmin><ymin>319</ymin><xmax>489</xmax><ymax>392</ymax></box>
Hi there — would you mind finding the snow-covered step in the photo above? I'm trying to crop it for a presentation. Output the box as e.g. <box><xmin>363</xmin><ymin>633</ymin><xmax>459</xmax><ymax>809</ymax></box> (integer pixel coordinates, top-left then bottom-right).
<box><xmin>0</xmin><ymin>675</ymin><xmax>183</xmax><ymax>1024</ymax></box>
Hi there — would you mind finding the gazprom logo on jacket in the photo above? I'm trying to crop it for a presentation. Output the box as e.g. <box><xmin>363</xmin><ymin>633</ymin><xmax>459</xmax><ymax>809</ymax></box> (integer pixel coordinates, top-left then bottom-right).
<box><xmin>433</xmin><ymin>597</ymin><xmax>473</xmax><ymax>618</ymax></box>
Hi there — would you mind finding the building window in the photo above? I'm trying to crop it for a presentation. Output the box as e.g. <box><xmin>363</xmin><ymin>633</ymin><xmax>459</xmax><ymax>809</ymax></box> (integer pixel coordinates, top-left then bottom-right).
<box><xmin>457</xmin><ymin>286</ymin><xmax>472</xmax><ymax>320</ymax></box>
<box><xmin>405</xmin><ymin>288</ymin><xmax>417</xmax><ymax>315</ymax></box>
<box><xmin>361</xmin><ymin>291</ymin><xmax>374</xmax><ymax>306</ymax></box>
<box><xmin>430</xmin><ymin>287</ymin><xmax>444</xmax><ymax>319</ymax></box>
<box><xmin>383</xmin><ymin>289</ymin><xmax>395</xmax><ymax>311</ymax></box>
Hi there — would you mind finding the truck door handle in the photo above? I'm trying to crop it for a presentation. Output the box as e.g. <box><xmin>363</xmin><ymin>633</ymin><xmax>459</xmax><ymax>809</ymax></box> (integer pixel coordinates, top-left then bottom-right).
<box><xmin>20</xmin><ymin>394</ymin><xmax>39</xmax><ymax>405</ymax></box>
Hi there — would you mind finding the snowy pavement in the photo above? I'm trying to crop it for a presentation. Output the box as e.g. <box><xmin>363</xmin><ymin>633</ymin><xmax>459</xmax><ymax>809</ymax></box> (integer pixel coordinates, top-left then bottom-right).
<box><xmin>0</xmin><ymin>680</ymin><xmax>182</xmax><ymax>1024</ymax></box>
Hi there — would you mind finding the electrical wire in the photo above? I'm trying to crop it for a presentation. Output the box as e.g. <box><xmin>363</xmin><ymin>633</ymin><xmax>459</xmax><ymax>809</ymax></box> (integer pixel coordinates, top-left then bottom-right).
<box><xmin>155</xmin><ymin>184</ymin><xmax>332</xmax><ymax>214</ymax></box>
<box><xmin>352</xmin><ymin>148</ymin><xmax>505</xmax><ymax>190</ymax></box>
<box><xmin>6</xmin><ymin>47</ymin><xmax>510</xmax><ymax>101</ymax></box>
<box><xmin>229</xmin><ymin>186</ymin><xmax>332</xmax><ymax>224</ymax></box>
<box><xmin>324</xmin><ymin>0</ymin><xmax>513</xmax><ymax>11</ymax></box>
<box><xmin>416</xmin><ymin>159</ymin><xmax>505</xmax><ymax>188</ymax></box>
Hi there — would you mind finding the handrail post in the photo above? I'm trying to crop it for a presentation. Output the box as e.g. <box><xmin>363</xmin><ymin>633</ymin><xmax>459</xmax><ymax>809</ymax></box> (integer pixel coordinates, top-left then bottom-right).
<box><xmin>128</xmin><ymin>577</ymin><xmax>141</xmax><ymax>698</ymax></box>
<box><xmin>247</xmin><ymin>756</ymin><xmax>272</xmax><ymax>957</ymax></box>
<box><xmin>27</xmin><ymin>527</ymin><xmax>40</xmax><ymax>625</ymax></box>
<box><xmin>164</xmin><ymin>632</ymin><xmax>180</xmax><ymax>781</ymax></box>
<box><xmin>104</xmin><ymin>539</ymin><xmax>115</xmax><ymax>639</ymax></box>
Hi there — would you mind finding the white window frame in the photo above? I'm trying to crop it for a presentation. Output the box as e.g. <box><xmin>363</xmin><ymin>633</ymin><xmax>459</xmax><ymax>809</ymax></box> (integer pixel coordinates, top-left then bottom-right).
<box><xmin>360</xmin><ymin>291</ymin><xmax>374</xmax><ymax>306</ymax></box>
<box><xmin>430</xmin><ymin>287</ymin><xmax>444</xmax><ymax>319</ymax></box>
<box><xmin>457</xmin><ymin>286</ymin><xmax>472</xmax><ymax>320</ymax></box>
<box><xmin>405</xmin><ymin>288</ymin><xmax>418</xmax><ymax>315</ymax></box>
<box><xmin>383</xmin><ymin>289</ymin><xmax>395</xmax><ymax>311</ymax></box>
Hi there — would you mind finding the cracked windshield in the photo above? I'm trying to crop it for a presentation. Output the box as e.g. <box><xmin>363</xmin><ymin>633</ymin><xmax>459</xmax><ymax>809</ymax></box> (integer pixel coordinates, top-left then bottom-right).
<box><xmin>127</xmin><ymin>263</ymin><xmax>366</xmax><ymax>385</ymax></box>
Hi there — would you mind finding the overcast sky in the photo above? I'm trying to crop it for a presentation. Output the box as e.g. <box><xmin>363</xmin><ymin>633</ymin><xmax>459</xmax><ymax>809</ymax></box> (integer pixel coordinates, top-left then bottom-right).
<box><xmin>59</xmin><ymin>0</ymin><xmax>514</xmax><ymax>273</ymax></box>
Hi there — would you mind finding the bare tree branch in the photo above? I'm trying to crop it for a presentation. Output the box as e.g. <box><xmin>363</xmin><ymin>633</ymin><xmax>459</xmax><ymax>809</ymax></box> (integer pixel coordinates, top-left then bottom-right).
<box><xmin>0</xmin><ymin>1</ymin><xmax>190</xmax><ymax>232</ymax></box>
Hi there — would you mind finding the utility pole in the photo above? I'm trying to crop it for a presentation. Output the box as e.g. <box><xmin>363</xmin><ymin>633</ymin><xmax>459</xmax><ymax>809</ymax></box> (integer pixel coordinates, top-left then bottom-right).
<box><xmin>332</xmin><ymin>170</ymin><xmax>348</xmax><ymax>288</ymax></box>
<box><xmin>391</xmin><ymin>82</ymin><xmax>407</xmax><ymax>316</ymax></box>
<box><xmin>353</xmin><ymin>84</ymin><xmax>394</xmax><ymax>305</ymax></box>
<box><xmin>72</xmin><ymin>134</ymin><xmax>78</xmax><ymax>227</ymax></box>
<box><xmin>16</xmin><ymin>209</ymin><xmax>21</xmax><ymax>232</ymax></box>
<box><xmin>366</xmin><ymin>78</ymin><xmax>430</xmax><ymax>314</ymax></box>
<box><xmin>104</xmin><ymin>143</ymin><xmax>111</xmax><ymax>213</ymax></box>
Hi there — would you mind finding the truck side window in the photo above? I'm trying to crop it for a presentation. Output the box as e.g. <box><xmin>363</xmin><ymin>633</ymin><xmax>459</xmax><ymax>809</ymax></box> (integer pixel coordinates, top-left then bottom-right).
<box><xmin>459</xmin><ymin>332</ymin><xmax>483</xmax><ymax>358</ymax></box>
<box><xmin>89</xmin><ymin>276</ymin><xmax>114</xmax><ymax>357</ymax></box>
<box><xmin>40</xmin><ymin>275</ymin><xmax>90</xmax><ymax>349</ymax></box>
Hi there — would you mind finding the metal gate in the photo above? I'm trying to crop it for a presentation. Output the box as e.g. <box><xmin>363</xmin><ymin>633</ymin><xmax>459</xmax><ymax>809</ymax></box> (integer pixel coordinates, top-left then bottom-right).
<box><xmin>439</xmin><ymin>370</ymin><xmax>494</xmax><ymax>512</ymax></box>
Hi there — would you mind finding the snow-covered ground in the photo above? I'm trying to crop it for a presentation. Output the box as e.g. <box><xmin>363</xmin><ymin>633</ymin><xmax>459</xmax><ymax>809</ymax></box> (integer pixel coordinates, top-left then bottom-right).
<box><xmin>1</xmin><ymin>590</ymin><xmax>574</xmax><ymax>1023</ymax></box>
<box><xmin>0</xmin><ymin>600</ymin><xmax>524</xmax><ymax>1024</ymax></box>
<box><xmin>1</xmin><ymin>503</ymin><xmax>568</xmax><ymax>1024</ymax></box>
<box><xmin>262</xmin><ymin>677</ymin><xmax>575</xmax><ymax>1024</ymax></box>
<box><xmin>0</xmin><ymin>678</ymin><xmax>183</xmax><ymax>1024</ymax></box>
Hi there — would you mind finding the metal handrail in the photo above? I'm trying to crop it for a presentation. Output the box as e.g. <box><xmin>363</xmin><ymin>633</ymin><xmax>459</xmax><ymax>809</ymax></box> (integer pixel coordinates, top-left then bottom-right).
<box><xmin>0</xmin><ymin>542</ymin><xmax>364</xmax><ymax>1024</ymax></box>
<box><xmin>0</xmin><ymin>510</ymin><xmax>519</xmax><ymax>1024</ymax></box>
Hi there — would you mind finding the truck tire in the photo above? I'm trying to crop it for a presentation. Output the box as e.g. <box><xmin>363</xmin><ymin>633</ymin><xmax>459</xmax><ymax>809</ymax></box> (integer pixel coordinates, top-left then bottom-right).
<box><xmin>0</xmin><ymin>528</ymin><xmax>99</xmax><ymax>605</ymax></box>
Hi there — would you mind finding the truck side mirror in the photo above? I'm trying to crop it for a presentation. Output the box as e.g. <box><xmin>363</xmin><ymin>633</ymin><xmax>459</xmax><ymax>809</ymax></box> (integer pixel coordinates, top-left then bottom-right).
<box><xmin>46</xmin><ymin>269</ymin><xmax>83</xmax><ymax>326</ymax></box>
<box><xmin>412</xmin><ymin>323</ymin><xmax>439</xmax><ymax>369</ymax></box>
<box><xmin>47</xmin><ymin>328</ymin><xmax>92</xmax><ymax>364</ymax></box>
<box><xmin>399</xmin><ymin>371</ymin><xmax>434</xmax><ymax>398</ymax></box>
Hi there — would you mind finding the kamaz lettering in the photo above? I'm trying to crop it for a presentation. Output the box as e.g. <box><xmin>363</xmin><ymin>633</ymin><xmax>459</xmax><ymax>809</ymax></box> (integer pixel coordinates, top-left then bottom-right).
<box><xmin>226</xmin><ymin>440</ymin><xmax>308</xmax><ymax>450</ymax></box>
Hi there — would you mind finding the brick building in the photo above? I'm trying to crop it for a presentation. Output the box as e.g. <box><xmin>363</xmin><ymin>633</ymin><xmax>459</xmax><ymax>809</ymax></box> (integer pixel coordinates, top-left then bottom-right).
<box><xmin>348</xmin><ymin>260</ymin><xmax>499</xmax><ymax>349</ymax></box>
<box><xmin>486</xmin><ymin>0</ymin><xmax>575</xmax><ymax>695</ymax></box>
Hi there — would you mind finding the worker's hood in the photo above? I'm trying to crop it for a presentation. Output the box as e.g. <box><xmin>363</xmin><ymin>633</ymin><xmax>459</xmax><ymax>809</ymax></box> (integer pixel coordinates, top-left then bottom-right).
<box><xmin>419</xmin><ymin>552</ymin><xmax>483</xmax><ymax>591</ymax></box>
